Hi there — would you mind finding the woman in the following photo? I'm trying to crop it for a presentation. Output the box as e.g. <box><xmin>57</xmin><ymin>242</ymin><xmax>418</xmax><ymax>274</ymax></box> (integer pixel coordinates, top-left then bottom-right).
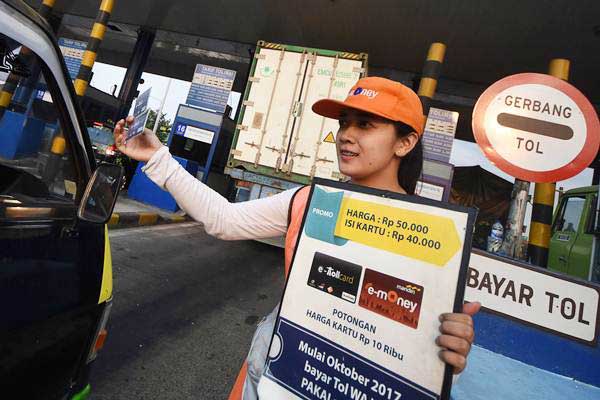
<box><xmin>114</xmin><ymin>77</ymin><xmax>480</xmax><ymax>399</ymax></box>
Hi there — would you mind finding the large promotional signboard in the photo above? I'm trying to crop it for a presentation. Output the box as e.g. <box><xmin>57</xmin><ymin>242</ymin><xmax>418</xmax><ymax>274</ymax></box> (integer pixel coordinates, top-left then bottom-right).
<box><xmin>257</xmin><ymin>179</ymin><xmax>476</xmax><ymax>400</ymax></box>
<box><xmin>472</xmin><ymin>73</ymin><xmax>600</xmax><ymax>182</ymax></box>
<box><xmin>465</xmin><ymin>249</ymin><xmax>600</xmax><ymax>345</ymax></box>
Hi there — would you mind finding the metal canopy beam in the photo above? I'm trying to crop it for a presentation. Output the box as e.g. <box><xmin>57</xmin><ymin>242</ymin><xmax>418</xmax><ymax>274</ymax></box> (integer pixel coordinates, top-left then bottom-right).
<box><xmin>115</xmin><ymin>27</ymin><xmax>155</xmax><ymax>120</ymax></box>
<box><xmin>25</xmin><ymin>0</ymin><xmax>600</xmax><ymax>104</ymax></box>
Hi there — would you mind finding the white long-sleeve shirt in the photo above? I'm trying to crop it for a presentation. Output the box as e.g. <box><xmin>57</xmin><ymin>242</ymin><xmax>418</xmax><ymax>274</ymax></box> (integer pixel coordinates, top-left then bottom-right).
<box><xmin>142</xmin><ymin>146</ymin><xmax>299</xmax><ymax>240</ymax></box>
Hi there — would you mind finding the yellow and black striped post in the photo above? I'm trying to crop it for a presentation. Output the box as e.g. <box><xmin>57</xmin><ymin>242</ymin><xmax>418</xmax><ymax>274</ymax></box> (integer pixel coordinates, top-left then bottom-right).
<box><xmin>38</xmin><ymin>0</ymin><xmax>57</xmax><ymax>19</ymax></box>
<box><xmin>0</xmin><ymin>0</ymin><xmax>56</xmax><ymax>119</ymax></box>
<box><xmin>74</xmin><ymin>0</ymin><xmax>115</xmax><ymax>98</ymax></box>
<box><xmin>0</xmin><ymin>73</ymin><xmax>19</xmax><ymax>119</ymax></box>
<box><xmin>45</xmin><ymin>0</ymin><xmax>115</xmax><ymax>184</ymax></box>
<box><xmin>417</xmin><ymin>42</ymin><xmax>446</xmax><ymax>116</ymax></box>
<box><xmin>528</xmin><ymin>59</ymin><xmax>570</xmax><ymax>267</ymax></box>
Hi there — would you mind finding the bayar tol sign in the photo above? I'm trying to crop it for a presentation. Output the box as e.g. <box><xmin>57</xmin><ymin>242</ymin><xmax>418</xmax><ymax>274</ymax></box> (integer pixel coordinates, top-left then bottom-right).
<box><xmin>465</xmin><ymin>250</ymin><xmax>600</xmax><ymax>345</ymax></box>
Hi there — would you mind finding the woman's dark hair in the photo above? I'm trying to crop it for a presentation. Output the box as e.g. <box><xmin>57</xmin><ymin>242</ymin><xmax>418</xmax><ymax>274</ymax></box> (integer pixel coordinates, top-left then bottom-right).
<box><xmin>394</xmin><ymin>121</ymin><xmax>423</xmax><ymax>195</ymax></box>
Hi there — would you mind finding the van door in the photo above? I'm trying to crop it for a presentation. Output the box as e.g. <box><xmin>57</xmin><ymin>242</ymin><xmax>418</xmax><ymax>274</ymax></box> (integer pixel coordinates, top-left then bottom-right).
<box><xmin>549</xmin><ymin>194</ymin><xmax>592</xmax><ymax>279</ymax></box>
<box><xmin>0</xmin><ymin>6</ymin><xmax>104</xmax><ymax>398</ymax></box>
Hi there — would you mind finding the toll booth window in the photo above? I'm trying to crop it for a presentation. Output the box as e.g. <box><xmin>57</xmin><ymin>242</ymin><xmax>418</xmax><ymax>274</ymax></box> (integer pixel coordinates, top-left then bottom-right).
<box><xmin>555</xmin><ymin>196</ymin><xmax>586</xmax><ymax>233</ymax></box>
<box><xmin>0</xmin><ymin>35</ymin><xmax>77</xmax><ymax>207</ymax></box>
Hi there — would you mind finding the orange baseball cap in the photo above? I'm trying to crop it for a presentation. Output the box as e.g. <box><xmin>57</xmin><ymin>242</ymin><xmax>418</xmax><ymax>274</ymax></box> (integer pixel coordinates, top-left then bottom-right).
<box><xmin>312</xmin><ymin>77</ymin><xmax>425</xmax><ymax>135</ymax></box>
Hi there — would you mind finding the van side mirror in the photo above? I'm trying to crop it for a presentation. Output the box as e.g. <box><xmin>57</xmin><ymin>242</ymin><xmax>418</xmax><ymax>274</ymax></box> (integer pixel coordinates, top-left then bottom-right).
<box><xmin>78</xmin><ymin>163</ymin><xmax>124</xmax><ymax>224</ymax></box>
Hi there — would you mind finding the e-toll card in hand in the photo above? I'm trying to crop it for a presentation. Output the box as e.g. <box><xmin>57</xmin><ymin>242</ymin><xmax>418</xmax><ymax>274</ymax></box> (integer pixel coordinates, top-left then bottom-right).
<box><xmin>257</xmin><ymin>179</ymin><xmax>477</xmax><ymax>400</ymax></box>
<box><xmin>126</xmin><ymin>87</ymin><xmax>151</xmax><ymax>141</ymax></box>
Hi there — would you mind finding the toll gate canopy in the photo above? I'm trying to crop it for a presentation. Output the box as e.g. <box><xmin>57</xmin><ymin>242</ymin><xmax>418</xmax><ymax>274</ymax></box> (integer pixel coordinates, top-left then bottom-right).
<box><xmin>23</xmin><ymin>0</ymin><xmax>600</xmax><ymax>165</ymax></box>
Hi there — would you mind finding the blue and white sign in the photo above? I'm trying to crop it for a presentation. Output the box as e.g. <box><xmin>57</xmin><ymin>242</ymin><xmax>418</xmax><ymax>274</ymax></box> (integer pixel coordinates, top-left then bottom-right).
<box><xmin>127</xmin><ymin>88</ymin><xmax>152</xmax><ymax>141</ymax></box>
<box><xmin>173</xmin><ymin>123</ymin><xmax>215</xmax><ymax>144</ymax></box>
<box><xmin>128</xmin><ymin>110</ymin><xmax>149</xmax><ymax>141</ymax></box>
<box><xmin>263</xmin><ymin>318</ymin><xmax>437</xmax><ymax>400</ymax></box>
<box><xmin>422</xmin><ymin>108</ymin><xmax>459</xmax><ymax>163</ymax></box>
<box><xmin>133</xmin><ymin>88</ymin><xmax>151</xmax><ymax>117</ymax></box>
<box><xmin>58</xmin><ymin>38</ymin><xmax>87</xmax><ymax>80</ymax></box>
<box><xmin>175</xmin><ymin>123</ymin><xmax>187</xmax><ymax>135</ymax></box>
<box><xmin>185</xmin><ymin>64</ymin><xmax>236</xmax><ymax>114</ymax></box>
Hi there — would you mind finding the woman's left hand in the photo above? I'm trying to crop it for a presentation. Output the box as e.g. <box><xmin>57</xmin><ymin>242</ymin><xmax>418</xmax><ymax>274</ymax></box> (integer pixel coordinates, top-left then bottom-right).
<box><xmin>436</xmin><ymin>302</ymin><xmax>481</xmax><ymax>374</ymax></box>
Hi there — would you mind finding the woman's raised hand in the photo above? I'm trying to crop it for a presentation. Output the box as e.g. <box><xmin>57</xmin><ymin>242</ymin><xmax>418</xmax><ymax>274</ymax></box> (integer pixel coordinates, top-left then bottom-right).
<box><xmin>113</xmin><ymin>116</ymin><xmax>163</xmax><ymax>162</ymax></box>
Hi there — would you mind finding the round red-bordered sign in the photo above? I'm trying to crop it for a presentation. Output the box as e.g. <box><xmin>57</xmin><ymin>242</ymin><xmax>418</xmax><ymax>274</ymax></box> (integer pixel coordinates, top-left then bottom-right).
<box><xmin>472</xmin><ymin>73</ymin><xmax>600</xmax><ymax>183</ymax></box>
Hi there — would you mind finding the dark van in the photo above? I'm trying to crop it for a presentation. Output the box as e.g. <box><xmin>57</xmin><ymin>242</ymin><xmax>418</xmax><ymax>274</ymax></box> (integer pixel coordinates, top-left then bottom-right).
<box><xmin>0</xmin><ymin>1</ymin><xmax>122</xmax><ymax>399</ymax></box>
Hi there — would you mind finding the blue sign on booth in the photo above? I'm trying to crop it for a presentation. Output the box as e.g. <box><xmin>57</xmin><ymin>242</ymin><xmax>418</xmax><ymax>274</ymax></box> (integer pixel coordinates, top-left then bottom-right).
<box><xmin>168</xmin><ymin>104</ymin><xmax>223</xmax><ymax>183</ymax></box>
<box><xmin>58</xmin><ymin>38</ymin><xmax>87</xmax><ymax>80</ymax></box>
<box><xmin>185</xmin><ymin>64</ymin><xmax>236</xmax><ymax>114</ymax></box>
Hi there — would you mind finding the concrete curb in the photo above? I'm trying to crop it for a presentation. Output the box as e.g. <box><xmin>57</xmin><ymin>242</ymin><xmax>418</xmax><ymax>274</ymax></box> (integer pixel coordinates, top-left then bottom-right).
<box><xmin>108</xmin><ymin>212</ymin><xmax>191</xmax><ymax>229</ymax></box>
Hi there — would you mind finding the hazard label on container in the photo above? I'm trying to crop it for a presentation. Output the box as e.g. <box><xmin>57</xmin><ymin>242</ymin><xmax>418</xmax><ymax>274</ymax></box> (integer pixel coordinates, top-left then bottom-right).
<box><xmin>323</xmin><ymin>131</ymin><xmax>336</xmax><ymax>143</ymax></box>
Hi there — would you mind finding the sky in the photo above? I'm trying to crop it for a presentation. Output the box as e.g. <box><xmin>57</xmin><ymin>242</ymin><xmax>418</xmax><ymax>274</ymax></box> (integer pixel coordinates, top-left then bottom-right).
<box><xmin>90</xmin><ymin>61</ymin><xmax>241</xmax><ymax>121</ymax></box>
<box><xmin>90</xmin><ymin>61</ymin><xmax>594</xmax><ymax>220</ymax></box>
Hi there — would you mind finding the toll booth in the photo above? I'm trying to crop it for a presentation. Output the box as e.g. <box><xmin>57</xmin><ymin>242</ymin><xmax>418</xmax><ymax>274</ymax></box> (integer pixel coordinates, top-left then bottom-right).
<box><xmin>0</xmin><ymin>80</ymin><xmax>59</xmax><ymax>161</ymax></box>
<box><xmin>127</xmin><ymin>155</ymin><xmax>199</xmax><ymax>212</ymax></box>
<box><xmin>0</xmin><ymin>111</ymin><xmax>47</xmax><ymax>159</ymax></box>
<box><xmin>416</xmin><ymin>159</ymin><xmax>454</xmax><ymax>202</ymax></box>
<box><xmin>126</xmin><ymin>103</ymin><xmax>223</xmax><ymax>212</ymax></box>
<box><xmin>167</xmin><ymin>104</ymin><xmax>223</xmax><ymax>183</ymax></box>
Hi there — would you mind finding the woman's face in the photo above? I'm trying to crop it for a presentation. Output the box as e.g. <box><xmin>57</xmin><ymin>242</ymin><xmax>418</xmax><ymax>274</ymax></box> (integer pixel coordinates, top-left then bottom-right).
<box><xmin>336</xmin><ymin>109</ymin><xmax>407</xmax><ymax>188</ymax></box>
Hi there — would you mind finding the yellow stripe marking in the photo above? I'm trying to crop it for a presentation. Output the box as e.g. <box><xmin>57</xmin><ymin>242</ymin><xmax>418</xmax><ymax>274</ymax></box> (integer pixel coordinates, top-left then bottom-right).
<box><xmin>74</xmin><ymin>79</ymin><xmax>88</xmax><ymax>96</ymax></box>
<box><xmin>108</xmin><ymin>213</ymin><xmax>119</xmax><ymax>226</ymax></box>
<box><xmin>138</xmin><ymin>213</ymin><xmax>158</xmax><ymax>225</ymax></box>
<box><xmin>0</xmin><ymin>91</ymin><xmax>12</xmax><ymax>107</ymax></box>
<box><xmin>418</xmin><ymin>77</ymin><xmax>437</xmax><ymax>98</ymax></box>
<box><xmin>427</xmin><ymin>42</ymin><xmax>446</xmax><ymax>63</ymax></box>
<box><xmin>533</xmin><ymin>183</ymin><xmax>556</xmax><ymax>206</ymax></box>
<box><xmin>100</xmin><ymin>0</ymin><xmax>115</xmax><ymax>13</ymax></box>
<box><xmin>81</xmin><ymin>50</ymin><xmax>97</xmax><ymax>68</ymax></box>
<box><xmin>90</xmin><ymin>22</ymin><xmax>107</xmax><ymax>40</ymax></box>
<box><xmin>171</xmin><ymin>216</ymin><xmax>186</xmax><ymax>223</ymax></box>
<box><xmin>529</xmin><ymin>222</ymin><xmax>552</xmax><ymax>247</ymax></box>
<box><xmin>99</xmin><ymin>226</ymin><xmax>113</xmax><ymax>303</ymax></box>
<box><xmin>50</xmin><ymin>135</ymin><xmax>66</xmax><ymax>155</ymax></box>
<box><xmin>549</xmin><ymin>59</ymin><xmax>570</xmax><ymax>81</ymax></box>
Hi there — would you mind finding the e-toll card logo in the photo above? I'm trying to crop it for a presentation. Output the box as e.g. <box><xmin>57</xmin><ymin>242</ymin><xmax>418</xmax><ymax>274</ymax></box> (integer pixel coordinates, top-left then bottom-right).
<box><xmin>307</xmin><ymin>252</ymin><xmax>362</xmax><ymax>303</ymax></box>
<box><xmin>359</xmin><ymin>269</ymin><xmax>424</xmax><ymax>329</ymax></box>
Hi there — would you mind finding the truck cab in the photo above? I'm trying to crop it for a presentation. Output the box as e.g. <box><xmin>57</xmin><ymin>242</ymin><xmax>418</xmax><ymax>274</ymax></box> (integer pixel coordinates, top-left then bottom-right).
<box><xmin>0</xmin><ymin>1</ymin><xmax>122</xmax><ymax>399</ymax></box>
<box><xmin>548</xmin><ymin>185</ymin><xmax>600</xmax><ymax>283</ymax></box>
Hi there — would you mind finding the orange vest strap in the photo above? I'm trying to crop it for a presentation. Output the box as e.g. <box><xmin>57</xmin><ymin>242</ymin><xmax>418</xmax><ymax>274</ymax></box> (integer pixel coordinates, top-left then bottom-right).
<box><xmin>228</xmin><ymin>361</ymin><xmax>248</xmax><ymax>400</ymax></box>
<box><xmin>284</xmin><ymin>186</ymin><xmax>311</xmax><ymax>277</ymax></box>
<box><xmin>228</xmin><ymin>186</ymin><xmax>310</xmax><ymax>399</ymax></box>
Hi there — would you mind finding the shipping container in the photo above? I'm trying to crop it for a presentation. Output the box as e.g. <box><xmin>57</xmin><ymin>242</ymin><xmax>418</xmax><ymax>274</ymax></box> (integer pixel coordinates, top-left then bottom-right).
<box><xmin>227</xmin><ymin>41</ymin><xmax>368</xmax><ymax>187</ymax></box>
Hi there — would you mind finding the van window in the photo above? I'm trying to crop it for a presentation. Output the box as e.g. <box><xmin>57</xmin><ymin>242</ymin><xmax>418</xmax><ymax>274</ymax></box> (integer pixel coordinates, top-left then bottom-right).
<box><xmin>555</xmin><ymin>196</ymin><xmax>586</xmax><ymax>233</ymax></box>
<box><xmin>0</xmin><ymin>34</ymin><xmax>78</xmax><ymax>205</ymax></box>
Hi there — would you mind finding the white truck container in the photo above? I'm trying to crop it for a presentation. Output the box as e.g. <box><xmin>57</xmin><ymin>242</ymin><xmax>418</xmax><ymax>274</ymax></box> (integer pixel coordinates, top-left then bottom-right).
<box><xmin>226</xmin><ymin>41</ymin><xmax>368</xmax><ymax>203</ymax></box>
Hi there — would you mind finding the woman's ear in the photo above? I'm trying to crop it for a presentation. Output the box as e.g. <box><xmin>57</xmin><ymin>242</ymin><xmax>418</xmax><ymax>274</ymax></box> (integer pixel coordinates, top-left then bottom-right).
<box><xmin>394</xmin><ymin>132</ymin><xmax>420</xmax><ymax>158</ymax></box>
